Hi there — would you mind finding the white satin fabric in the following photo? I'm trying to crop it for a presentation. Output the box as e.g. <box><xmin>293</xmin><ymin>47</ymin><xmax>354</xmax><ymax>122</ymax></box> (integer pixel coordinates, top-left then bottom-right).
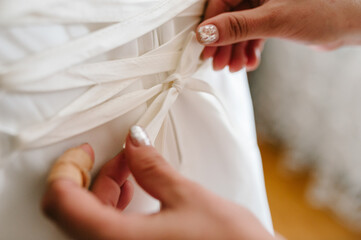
<box><xmin>0</xmin><ymin>0</ymin><xmax>273</xmax><ymax>239</ymax></box>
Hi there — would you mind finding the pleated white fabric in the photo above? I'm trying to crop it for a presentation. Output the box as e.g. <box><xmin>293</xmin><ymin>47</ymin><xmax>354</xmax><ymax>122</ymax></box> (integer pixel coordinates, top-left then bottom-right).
<box><xmin>0</xmin><ymin>1</ymin><xmax>273</xmax><ymax>239</ymax></box>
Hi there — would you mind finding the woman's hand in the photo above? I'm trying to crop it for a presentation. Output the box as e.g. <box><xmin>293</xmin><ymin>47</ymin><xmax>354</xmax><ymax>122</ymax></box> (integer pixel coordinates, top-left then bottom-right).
<box><xmin>200</xmin><ymin>0</ymin><xmax>267</xmax><ymax>72</ymax></box>
<box><xmin>42</xmin><ymin>126</ymin><xmax>273</xmax><ymax>240</ymax></box>
<box><xmin>198</xmin><ymin>0</ymin><xmax>361</xmax><ymax>71</ymax></box>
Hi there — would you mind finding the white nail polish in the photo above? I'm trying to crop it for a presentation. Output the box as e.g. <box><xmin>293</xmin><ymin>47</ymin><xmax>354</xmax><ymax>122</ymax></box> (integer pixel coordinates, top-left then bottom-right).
<box><xmin>130</xmin><ymin>126</ymin><xmax>151</xmax><ymax>146</ymax></box>
<box><xmin>197</xmin><ymin>24</ymin><xmax>219</xmax><ymax>44</ymax></box>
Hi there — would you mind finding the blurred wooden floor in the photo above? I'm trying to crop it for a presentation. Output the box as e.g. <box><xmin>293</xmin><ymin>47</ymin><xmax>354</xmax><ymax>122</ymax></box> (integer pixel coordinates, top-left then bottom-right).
<box><xmin>260</xmin><ymin>141</ymin><xmax>361</xmax><ymax>240</ymax></box>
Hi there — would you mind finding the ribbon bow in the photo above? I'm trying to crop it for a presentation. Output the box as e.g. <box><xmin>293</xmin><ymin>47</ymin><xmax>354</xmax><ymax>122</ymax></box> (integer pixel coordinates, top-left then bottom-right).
<box><xmin>137</xmin><ymin>32</ymin><xmax>204</xmax><ymax>143</ymax></box>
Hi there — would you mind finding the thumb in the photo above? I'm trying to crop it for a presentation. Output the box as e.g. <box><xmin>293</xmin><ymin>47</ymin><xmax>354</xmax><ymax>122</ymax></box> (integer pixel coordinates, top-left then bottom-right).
<box><xmin>124</xmin><ymin>126</ymin><xmax>186</xmax><ymax>206</ymax></box>
<box><xmin>197</xmin><ymin>5</ymin><xmax>280</xmax><ymax>46</ymax></box>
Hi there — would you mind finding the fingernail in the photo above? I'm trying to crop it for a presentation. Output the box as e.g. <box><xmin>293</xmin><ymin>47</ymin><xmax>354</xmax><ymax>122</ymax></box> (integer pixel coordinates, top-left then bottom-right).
<box><xmin>79</xmin><ymin>143</ymin><xmax>93</xmax><ymax>157</ymax></box>
<box><xmin>130</xmin><ymin>126</ymin><xmax>151</xmax><ymax>146</ymax></box>
<box><xmin>197</xmin><ymin>24</ymin><xmax>219</xmax><ymax>44</ymax></box>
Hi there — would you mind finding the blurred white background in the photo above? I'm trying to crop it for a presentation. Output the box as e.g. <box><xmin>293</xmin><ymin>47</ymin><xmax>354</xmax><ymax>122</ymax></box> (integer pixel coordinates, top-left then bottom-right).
<box><xmin>249</xmin><ymin>39</ymin><xmax>361</xmax><ymax>232</ymax></box>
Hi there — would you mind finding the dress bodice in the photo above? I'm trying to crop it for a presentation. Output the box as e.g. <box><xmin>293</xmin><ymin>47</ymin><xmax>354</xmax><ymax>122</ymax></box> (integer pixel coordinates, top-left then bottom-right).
<box><xmin>0</xmin><ymin>1</ymin><xmax>274</xmax><ymax>239</ymax></box>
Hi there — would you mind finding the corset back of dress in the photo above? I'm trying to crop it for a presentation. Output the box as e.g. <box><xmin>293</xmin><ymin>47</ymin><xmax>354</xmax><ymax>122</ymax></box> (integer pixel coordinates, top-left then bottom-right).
<box><xmin>0</xmin><ymin>0</ymin><xmax>206</xmax><ymax>155</ymax></box>
<box><xmin>0</xmin><ymin>1</ymin><xmax>274</xmax><ymax>239</ymax></box>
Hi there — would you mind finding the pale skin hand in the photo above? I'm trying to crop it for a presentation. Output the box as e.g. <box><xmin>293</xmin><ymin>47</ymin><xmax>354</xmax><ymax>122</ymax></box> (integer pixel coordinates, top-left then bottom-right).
<box><xmin>199</xmin><ymin>0</ymin><xmax>361</xmax><ymax>71</ymax></box>
<box><xmin>42</xmin><ymin>134</ymin><xmax>273</xmax><ymax>240</ymax></box>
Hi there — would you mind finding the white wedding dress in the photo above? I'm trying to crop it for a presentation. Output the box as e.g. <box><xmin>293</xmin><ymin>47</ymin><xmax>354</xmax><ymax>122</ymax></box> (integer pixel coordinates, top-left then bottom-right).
<box><xmin>0</xmin><ymin>1</ymin><xmax>273</xmax><ymax>239</ymax></box>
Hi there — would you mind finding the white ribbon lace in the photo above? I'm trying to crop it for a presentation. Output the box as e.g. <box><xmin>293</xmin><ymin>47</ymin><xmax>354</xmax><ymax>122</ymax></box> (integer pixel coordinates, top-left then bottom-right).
<box><xmin>0</xmin><ymin>0</ymin><xmax>220</xmax><ymax>150</ymax></box>
<box><xmin>13</xmin><ymin>32</ymin><xmax>220</xmax><ymax>149</ymax></box>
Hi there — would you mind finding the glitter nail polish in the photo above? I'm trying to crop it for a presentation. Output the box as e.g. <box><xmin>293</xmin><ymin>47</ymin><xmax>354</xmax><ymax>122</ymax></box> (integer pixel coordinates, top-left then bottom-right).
<box><xmin>197</xmin><ymin>24</ymin><xmax>219</xmax><ymax>44</ymax></box>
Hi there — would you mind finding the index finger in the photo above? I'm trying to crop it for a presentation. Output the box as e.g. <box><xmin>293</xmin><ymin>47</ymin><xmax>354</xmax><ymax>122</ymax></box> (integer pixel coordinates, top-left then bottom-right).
<box><xmin>42</xmin><ymin>144</ymin><xmax>128</xmax><ymax>239</ymax></box>
<box><xmin>42</xmin><ymin>179</ymin><xmax>125</xmax><ymax>240</ymax></box>
<box><xmin>201</xmin><ymin>0</ymin><xmax>244</xmax><ymax>62</ymax></box>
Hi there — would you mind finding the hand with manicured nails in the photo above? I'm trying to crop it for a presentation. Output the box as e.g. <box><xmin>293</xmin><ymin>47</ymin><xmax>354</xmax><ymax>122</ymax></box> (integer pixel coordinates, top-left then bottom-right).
<box><xmin>42</xmin><ymin>126</ymin><xmax>273</xmax><ymax>240</ymax></box>
<box><xmin>197</xmin><ymin>0</ymin><xmax>361</xmax><ymax>72</ymax></box>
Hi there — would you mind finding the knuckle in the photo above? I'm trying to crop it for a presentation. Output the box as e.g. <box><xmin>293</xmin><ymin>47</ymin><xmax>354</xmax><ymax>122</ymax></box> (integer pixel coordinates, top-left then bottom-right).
<box><xmin>137</xmin><ymin>152</ymin><xmax>167</xmax><ymax>175</ymax></box>
<box><xmin>226</xmin><ymin>13</ymin><xmax>249</xmax><ymax>40</ymax></box>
